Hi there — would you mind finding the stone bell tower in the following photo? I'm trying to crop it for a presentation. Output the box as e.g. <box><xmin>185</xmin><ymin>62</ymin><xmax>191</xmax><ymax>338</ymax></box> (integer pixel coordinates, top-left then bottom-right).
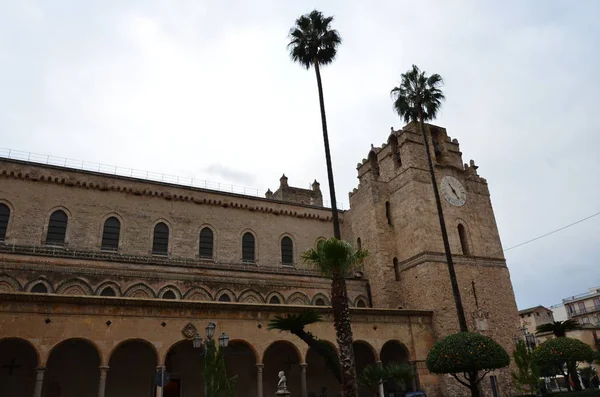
<box><xmin>348</xmin><ymin>122</ymin><xmax>520</xmax><ymax>392</ymax></box>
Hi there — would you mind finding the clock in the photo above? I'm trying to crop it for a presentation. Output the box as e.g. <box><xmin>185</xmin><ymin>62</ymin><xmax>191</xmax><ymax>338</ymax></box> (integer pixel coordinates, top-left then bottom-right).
<box><xmin>440</xmin><ymin>176</ymin><xmax>466</xmax><ymax>207</ymax></box>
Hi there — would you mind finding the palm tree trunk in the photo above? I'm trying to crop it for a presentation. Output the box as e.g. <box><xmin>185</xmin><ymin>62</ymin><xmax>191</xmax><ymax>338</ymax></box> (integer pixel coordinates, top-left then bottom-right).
<box><xmin>417</xmin><ymin>109</ymin><xmax>468</xmax><ymax>332</ymax></box>
<box><xmin>313</xmin><ymin>59</ymin><xmax>341</xmax><ymax>239</ymax></box>
<box><xmin>332</xmin><ymin>268</ymin><xmax>359</xmax><ymax>397</ymax></box>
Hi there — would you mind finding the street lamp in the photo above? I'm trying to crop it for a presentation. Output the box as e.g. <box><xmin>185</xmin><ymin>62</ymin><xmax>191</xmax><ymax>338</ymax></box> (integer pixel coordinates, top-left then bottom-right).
<box><xmin>193</xmin><ymin>322</ymin><xmax>229</xmax><ymax>397</ymax></box>
<box><xmin>206</xmin><ymin>322</ymin><xmax>216</xmax><ymax>340</ymax></box>
<box><xmin>218</xmin><ymin>332</ymin><xmax>229</xmax><ymax>348</ymax></box>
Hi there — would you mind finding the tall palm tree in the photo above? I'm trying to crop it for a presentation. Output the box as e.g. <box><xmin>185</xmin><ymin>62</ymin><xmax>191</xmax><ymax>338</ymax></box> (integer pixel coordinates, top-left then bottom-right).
<box><xmin>391</xmin><ymin>65</ymin><xmax>468</xmax><ymax>332</ymax></box>
<box><xmin>536</xmin><ymin>320</ymin><xmax>582</xmax><ymax>337</ymax></box>
<box><xmin>287</xmin><ymin>10</ymin><xmax>342</xmax><ymax>239</ymax></box>
<box><xmin>302</xmin><ymin>238</ymin><xmax>368</xmax><ymax>397</ymax></box>
<box><xmin>268</xmin><ymin>310</ymin><xmax>341</xmax><ymax>382</ymax></box>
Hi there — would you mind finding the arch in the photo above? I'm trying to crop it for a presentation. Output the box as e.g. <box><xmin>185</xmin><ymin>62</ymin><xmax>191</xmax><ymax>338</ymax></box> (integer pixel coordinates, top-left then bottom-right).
<box><xmin>183</xmin><ymin>286</ymin><xmax>213</xmax><ymax>301</ymax></box>
<box><xmin>354</xmin><ymin>295</ymin><xmax>368</xmax><ymax>308</ymax></box>
<box><xmin>0</xmin><ymin>337</ymin><xmax>41</xmax><ymax>366</ymax></box>
<box><xmin>0</xmin><ymin>274</ymin><xmax>22</xmax><ymax>292</ymax></box>
<box><xmin>312</xmin><ymin>293</ymin><xmax>330</xmax><ymax>306</ymax></box>
<box><xmin>0</xmin><ymin>337</ymin><xmax>40</xmax><ymax>396</ymax></box>
<box><xmin>25</xmin><ymin>278</ymin><xmax>53</xmax><ymax>293</ymax></box>
<box><xmin>356</xmin><ymin>237</ymin><xmax>362</xmax><ymax>250</ymax></box>
<box><xmin>45</xmin><ymin>208</ymin><xmax>69</xmax><ymax>246</ymax></box>
<box><xmin>55</xmin><ymin>278</ymin><xmax>94</xmax><ymax>296</ymax></box>
<box><xmin>305</xmin><ymin>340</ymin><xmax>340</xmax><ymax>396</ymax></box>
<box><xmin>0</xmin><ymin>201</ymin><xmax>12</xmax><ymax>241</ymax></box>
<box><xmin>124</xmin><ymin>283</ymin><xmax>156</xmax><ymax>299</ymax></box>
<box><xmin>46</xmin><ymin>337</ymin><xmax>104</xmax><ymax>367</ymax></box>
<box><xmin>152</xmin><ymin>221</ymin><xmax>169</xmax><ymax>256</ymax></box>
<box><xmin>199</xmin><ymin>226</ymin><xmax>215</xmax><ymax>259</ymax></box>
<box><xmin>280</xmin><ymin>235</ymin><xmax>294</xmax><ymax>266</ymax></box>
<box><xmin>242</xmin><ymin>230</ymin><xmax>256</xmax><ymax>263</ymax></box>
<box><xmin>225</xmin><ymin>340</ymin><xmax>259</xmax><ymax>396</ymax></box>
<box><xmin>388</xmin><ymin>133</ymin><xmax>402</xmax><ymax>167</ymax></box>
<box><xmin>368</xmin><ymin>150</ymin><xmax>380</xmax><ymax>177</ymax></box>
<box><xmin>100</xmin><ymin>215</ymin><xmax>121</xmax><ymax>251</ymax></box>
<box><xmin>265</xmin><ymin>291</ymin><xmax>285</xmax><ymax>305</ymax></box>
<box><xmin>458</xmin><ymin>223</ymin><xmax>471</xmax><ymax>256</ymax></box>
<box><xmin>262</xmin><ymin>340</ymin><xmax>302</xmax><ymax>368</ymax></box>
<box><xmin>269</xmin><ymin>295</ymin><xmax>281</xmax><ymax>304</ymax></box>
<box><xmin>158</xmin><ymin>285</ymin><xmax>182</xmax><ymax>300</ymax></box>
<box><xmin>215</xmin><ymin>288</ymin><xmax>236</xmax><ymax>302</ymax></box>
<box><xmin>380</xmin><ymin>340</ymin><xmax>410</xmax><ymax>363</ymax></box>
<box><xmin>385</xmin><ymin>201</ymin><xmax>393</xmax><ymax>225</ymax></box>
<box><xmin>107</xmin><ymin>338</ymin><xmax>159</xmax><ymax>365</ymax></box>
<box><xmin>393</xmin><ymin>257</ymin><xmax>400</xmax><ymax>281</ymax></box>
<box><xmin>315</xmin><ymin>236</ymin><xmax>326</xmax><ymax>246</ymax></box>
<box><xmin>286</xmin><ymin>291</ymin><xmax>311</xmax><ymax>305</ymax></box>
<box><xmin>45</xmin><ymin>338</ymin><xmax>103</xmax><ymax>394</ymax></box>
<box><xmin>238</xmin><ymin>289</ymin><xmax>265</xmax><ymax>304</ymax></box>
<box><xmin>263</xmin><ymin>341</ymin><xmax>303</xmax><ymax>397</ymax></box>
<box><xmin>227</xmin><ymin>339</ymin><xmax>260</xmax><ymax>363</ymax></box>
<box><xmin>95</xmin><ymin>281</ymin><xmax>122</xmax><ymax>297</ymax></box>
<box><xmin>106</xmin><ymin>339</ymin><xmax>158</xmax><ymax>396</ymax></box>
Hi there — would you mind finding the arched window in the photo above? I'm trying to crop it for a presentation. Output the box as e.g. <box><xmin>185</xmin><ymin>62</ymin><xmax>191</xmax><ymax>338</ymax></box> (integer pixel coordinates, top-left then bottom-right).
<box><xmin>0</xmin><ymin>203</ymin><xmax>10</xmax><ymax>241</ymax></box>
<box><xmin>356</xmin><ymin>238</ymin><xmax>362</xmax><ymax>250</ymax></box>
<box><xmin>100</xmin><ymin>287</ymin><xmax>116</xmax><ymax>297</ymax></box>
<box><xmin>152</xmin><ymin>222</ymin><xmax>169</xmax><ymax>256</ymax></box>
<box><xmin>46</xmin><ymin>210</ymin><xmax>68</xmax><ymax>245</ymax></box>
<box><xmin>385</xmin><ymin>201</ymin><xmax>392</xmax><ymax>226</ymax></box>
<box><xmin>315</xmin><ymin>298</ymin><xmax>325</xmax><ymax>306</ymax></box>
<box><xmin>458</xmin><ymin>224</ymin><xmax>470</xmax><ymax>256</ymax></box>
<box><xmin>369</xmin><ymin>151</ymin><xmax>380</xmax><ymax>177</ymax></box>
<box><xmin>356</xmin><ymin>299</ymin><xmax>367</xmax><ymax>308</ymax></box>
<box><xmin>389</xmin><ymin>135</ymin><xmax>402</xmax><ymax>167</ymax></box>
<box><xmin>218</xmin><ymin>294</ymin><xmax>232</xmax><ymax>302</ymax></box>
<box><xmin>269</xmin><ymin>296</ymin><xmax>281</xmax><ymax>304</ymax></box>
<box><xmin>281</xmin><ymin>236</ymin><xmax>293</xmax><ymax>266</ymax></box>
<box><xmin>199</xmin><ymin>227</ymin><xmax>214</xmax><ymax>259</ymax></box>
<box><xmin>31</xmin><ymin>283</ymin><xmax>48</xmax><ymax>293</ymax></box>
<box><xmin>162</xmin><ymin>290</ymin><xmax>176</xmax><ymax>300</ymax></box>
<box><xmin>242</xmin><ymin>232</ymin><xmax>255</xmax><ymax>263</ymax></box>
<box><xmin>393</xmin><ymin>257</ymin><xmax>400</xmax><ymax>281</ymax></box>
<box><xmin>101</xmin><ymin>217</ymin><xmax>120</xmax><ymax>251</ymax></box>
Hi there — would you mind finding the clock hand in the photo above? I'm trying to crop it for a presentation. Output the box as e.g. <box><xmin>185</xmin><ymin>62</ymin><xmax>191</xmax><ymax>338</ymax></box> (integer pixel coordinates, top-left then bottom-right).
<box><xmin>450</xmin><ymin>185</ymin><xmax>459</xmax><ymax>198</ymax></box>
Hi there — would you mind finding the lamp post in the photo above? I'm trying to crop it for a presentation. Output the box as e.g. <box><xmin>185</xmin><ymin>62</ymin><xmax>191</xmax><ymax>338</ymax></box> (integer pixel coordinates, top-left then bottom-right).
<box><xmin>192</xmin><ymin>322</ymin><xmax>230</xmax><ymax>397</ymax></box>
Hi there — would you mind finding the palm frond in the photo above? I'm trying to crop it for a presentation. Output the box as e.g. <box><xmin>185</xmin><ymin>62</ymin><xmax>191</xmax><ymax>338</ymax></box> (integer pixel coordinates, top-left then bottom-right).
<box><xmin>358</xmin><ymin>364</ymin><xmax>387</xmax><ymax>391</ymax></box>
<box><xmin>536</xmin><ymin>320</ymin><xmax>582</xmax><ymax>337</ymax></box>
<box><xmin>385</xmin><ymin>362</ymin><xmax>415</xmax><ymax>386</ymax></box>
<box><xmin>391</xmin><ymin>64</ymin><xmax>445</xmax><ymax>123</ymax></box>
<box><xmin>287</xmin><ymin>10</ymin><xmax>341</xmax><ymax>69</ymax></box>
<box><xmin>302</xmin><ymin>238</ymin><xmax>368</xmax><ymax>277</ymax></box>
<box><xmin>267</xmin><ymin>310</ymin><xmax>322</xmax><ymax>333</ymax></box>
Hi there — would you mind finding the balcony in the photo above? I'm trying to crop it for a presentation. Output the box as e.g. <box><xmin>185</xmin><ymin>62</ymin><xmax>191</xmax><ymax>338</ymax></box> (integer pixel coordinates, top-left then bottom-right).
<box><xmin>567</xmin><ymin>305</ymin><xmax>600</xmax><ymax>318</ymax></box>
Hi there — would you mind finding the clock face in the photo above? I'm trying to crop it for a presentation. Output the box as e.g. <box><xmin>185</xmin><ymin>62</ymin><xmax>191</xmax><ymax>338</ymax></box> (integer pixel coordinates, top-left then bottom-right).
<box><xmin>441</xmin><ymin>176</ymin><xmax>466</xmax><ymax>207</ymax></box>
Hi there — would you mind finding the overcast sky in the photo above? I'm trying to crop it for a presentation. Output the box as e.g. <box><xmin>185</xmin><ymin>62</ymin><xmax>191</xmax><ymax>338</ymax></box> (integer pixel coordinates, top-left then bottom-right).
<box><xmin>1</xmin><ymin>0</ymin><xmax>598</xmax><ymax>310</ymax></box>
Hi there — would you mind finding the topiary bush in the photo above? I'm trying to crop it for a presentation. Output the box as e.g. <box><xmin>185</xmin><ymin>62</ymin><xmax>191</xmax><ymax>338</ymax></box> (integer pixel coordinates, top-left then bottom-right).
<box><xmin>426</xmin><ymin>332</ymin><xmax>510</xmax><ymax>397</ymax></box>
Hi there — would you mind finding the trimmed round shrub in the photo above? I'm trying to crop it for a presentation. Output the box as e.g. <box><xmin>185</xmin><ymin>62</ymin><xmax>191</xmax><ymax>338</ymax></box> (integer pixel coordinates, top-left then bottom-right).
<box><xmin>532</xmin><ymin>337</ymin><xmax>594</xmax><ymax>367</ymax></box>
<box><xmin>426</xmin><ymin>332</ymin><xmax>510</xmax><ymax>374</ymax></box>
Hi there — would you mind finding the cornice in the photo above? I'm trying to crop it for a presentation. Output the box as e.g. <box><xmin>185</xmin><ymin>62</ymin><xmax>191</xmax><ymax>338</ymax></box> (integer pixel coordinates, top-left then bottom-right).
<box><xmin>398</xmin><ymin>251</ymin><xmax>506</xmax><ymax>273</ymax></box>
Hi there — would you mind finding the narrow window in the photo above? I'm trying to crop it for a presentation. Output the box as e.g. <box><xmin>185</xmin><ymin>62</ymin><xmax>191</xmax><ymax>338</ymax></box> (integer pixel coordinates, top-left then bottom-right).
<box><xmin>31</xmin><ymin>283</ymin><xmax>48</xmax><ymax>293</ymax></box>
<box><xmin>315</xmin><ymin>298</ymin><xmax>325</xmax><ymax>306</ymax></box>
<box><xmin>199</xmin><ymin>227</ymin><xmax>214</xmax><ymax>259</ymax></box>
<box><xmin>46</xmin><ymin>210</ymin><xmax>68</xmax><ymax>245</ymax></box>
<box><xmin>458</xmin><ymin>224</ymin><xmax>470</xmax><ymax>256</ymax></box>
<box><xmin>369</xmin><ymin>151</ymin><xmax>380</xmax><ymax>177</ymax></box>
<box><xmin>152</xmin><ymin>222</ymin><xmax>169</xmax><ymax>255</ymax></box>
<box><xmin>385</xmin><ymin>201</ymin><xmax>392</xmax><ymax>226</ymax></box>
<box><xmin>0</xmin><ymin>203</ymin><xmax>9</xmax><ymax>241</ymax></box>
<box><xmin>281</xmin><ymin>236</ymin><xmax>293</xmax><ymax>266</ymax></box>
<box><xmin>218</xmin><ymin>294</ymin><xmax>231</xmax><ymax>302</ymax></box>
<box><xmin>100</xmin><ymin>287</ymin><xmax>116</xmax><ymax>297</ymax></box>
<box><xmin>393</xmin><ymin>257</ymin><xmax>400</xmax><ymax>281</ymax></box>
<box><xmin>389</xmin><ymin>136</ymin><xmax>401</xmax><ymax>167</ymax></box>
<box><xmin>242</xmin><ymin>232</ymin><xmax>255</xmax><ymax>263</ymax></box>
<box><xmin>269</xmin><ymin>296</ymin><xmax>281</xmax><ymax>304</ymax></box>
<box><xmin>356</xmin><ymin>238</ymin><xmax>362</xmax><ymax>250</ymax></box>
<box><xmin>101</xmin><ymin>217</ymin><xmax>120</xmax><ymax>251</ymax></box>
<box><xmin>357</xmin><ymin>300</ymin><xmax>367</xmax><ymax>308</ymax></box>
<box><xmin>162</xmin><ymin>290</ymin><xmax>176</xmax><ymax>300</ymax></box>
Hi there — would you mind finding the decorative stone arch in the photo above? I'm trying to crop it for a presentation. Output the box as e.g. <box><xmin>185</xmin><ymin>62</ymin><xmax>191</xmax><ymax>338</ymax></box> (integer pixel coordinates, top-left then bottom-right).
<box><xmin>183</xmin><ymin>286</ymin><xmax>213</xmax><ymax>301</ymax></box>
<box><xmin>0</xmin><ymin>273</ymin><xmax>22</xmax><ymax>292</ymax></box>
<box><xmin>387</xmin><ymin>133</ymin><xmax>402</xmax><ymax>167</ymax></box>
<box><xmin>107</xmin><ymin>338</ymin><xmax>159</xmax><ymax>366</ymax></box>
<box><xmin>0</xmin><ymin>337</ymin><xmax>41</xmax><ymax>366</ymax></box>
<box><xmin>279</xmin><ymin>232</ymin><xmax>296</xmax><ymax>266</ymax></box>
<box><xmin>0</xmin><ymin>199</ymin><xmax>15</xmax><ymax>241</ymax></box>
<box><xmin>215</xmin><ymin>288</ymin><xmax>236</xmax><ymax>302</ymax></box>
<box><xmin>41</xmin><ymin>206</ymin><xmax>72</xmax><ymax>246</ymax></box>
<box><xmin>353</xmin><ymin>295</ymin><xmax>369</xmax><ymax>308</ymax></box>
<box><xmin>196</xmin><ymin>223</ymin><xmax>217</xmax><ymax>260</ymax></box>
<box><xmin>158</xmin><ymin>285</ymin><xmax>182</xmax><ymax>300</ymax></box>
<box><xmin>44</xmin><ymin>337</ymin><xmax>105</xmax><ymax>366</ymax></box>
<box><xmin>150</xmin><ymin>218</ymin><xmax>173</xmax><ymax>256</ymax></box>
<box><xmin>265</xmin><ymin>291</ymin><xmax>285</xmax><ymax>305</ymax></box>
<box><xmin>315</xmin><ymin>236</ymin><xmax>326</xmax><ymax>245</ymax></box>
<box><xmin>380</xmin><ymin>339</ymin><xmax>411</xmax><ymax>363</ymax></box>
<box><xmin>312</xmin><ymin>293</ymin><xmax>330</xmax><ymax>306</ymax></box>
<box><xmin>240</xmin><ymin>228</ymin><xmax>259</xmax><ymax>263</ymax></box>
<box><xmin>238</xmin><ymin>289</ymin><xmax>265</xmax><ymax>304</ymax></box>
<box><xmin>124</xmin><ymin>283</ymin><xmax>156</xmax><ymax>299</ymax></box>
<box><xmin>368</xmin><ymin>150</ymin><xmax>380</xmax><ymax>178</ymax></box>
<box><xmin>354</xmin><ymin>339</ymin><xmax>379</xmax><ymax>361</ymax></box>
<box><xmin>456</xmin><ymin>218</ymin><xmax>474</xmax><ymax>257</ymax></box>
<box><xmin>228</xmin><ymin>339</ymin><xmax>260</xmax><ymax>363</ymax></box>
<box><xmin>95</xmin><ymin>281</ymin><xmax>122</xmax><ymax>296</ymax></box>
<box><xmin>286</xmin><ymin>291</ymin><xmax>311</xmax><ymax>305</ymax></box>
<box><xmin>262</xmin><ymin>340</ymin><xmax>303</xmax><ymax>365</ymax></box>
<box><xmin>55</xmin><ymin>278</ymin><xmax>94</xmax><ymax>296</ymax></box>
<box><xmin>98</xmin><ymin>212</ymin><xmax>125</xmax><ymax>251</ymax></box>
<box><xmin>25</xmin><ymin>277</ymin><xmax>53</xmax><ymax>293</ymax></box>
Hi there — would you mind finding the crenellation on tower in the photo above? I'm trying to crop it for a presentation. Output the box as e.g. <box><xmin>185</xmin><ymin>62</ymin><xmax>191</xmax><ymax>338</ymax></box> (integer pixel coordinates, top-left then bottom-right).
<box><xmin>268</xmin><ymin>174</ymin><xmax>324</xmax><ymax>207</ymax></box>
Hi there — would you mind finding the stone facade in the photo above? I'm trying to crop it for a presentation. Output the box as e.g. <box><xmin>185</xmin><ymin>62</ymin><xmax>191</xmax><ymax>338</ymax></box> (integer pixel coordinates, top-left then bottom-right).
<box><xmin>0</xmin><ymin>122</ymin><xmax>520</xmax><ymax>397</ymax></box>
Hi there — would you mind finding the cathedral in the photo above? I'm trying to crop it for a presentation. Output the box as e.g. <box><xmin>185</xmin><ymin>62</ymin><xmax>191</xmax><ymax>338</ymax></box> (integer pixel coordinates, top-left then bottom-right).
<box><xmin>0</xmin><ymin>122</ymin><xmax>520</xmax><ymax>397</ymax></box>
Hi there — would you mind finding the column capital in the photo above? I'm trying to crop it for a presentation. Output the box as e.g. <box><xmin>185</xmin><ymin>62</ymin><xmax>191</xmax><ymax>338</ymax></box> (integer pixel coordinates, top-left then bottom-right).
<box><xmin>35</xmin><ymin>366</ymin><xmax>46</xmax><ymax>372</ymax></box>
<box><xmin>156</xmin><ymin>365</ymin><xmax>167</xmax><ymax>370</ymax></box>
<box><xmin>299</xmin><ymin>363</ymin><xmax>308</xmax><ymax>369</ymax></box>
<box><xmin>256</xmin><ymin>363</ymin><xmax>264</xmax><ymax>372</ymax></box>
<box><xmin>99</xmin><ymin>365</ymin><xmax>110</xmax><ymax>371</ymax></box>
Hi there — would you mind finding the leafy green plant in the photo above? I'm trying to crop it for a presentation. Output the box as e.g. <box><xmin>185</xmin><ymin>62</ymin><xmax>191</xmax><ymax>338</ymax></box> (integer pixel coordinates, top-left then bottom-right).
<box><xmin>532</xmin><ymin>337</ymin><xmax>594</xmax><ymax>392</ymax></box>
<box><xmin>511</xmin><ymin>340</ymin><xmax>540</xmax><ymax>395</ymax></box>
<box><xmin>536</xmin><ymin>320</ymin><xmax>582</xmax><ymax>337</ymax></box>
<box><xmin>204</xmin><ymin>339</ymin><xmax>237</xmax><ymax>397</ymax></box>
<box><xmin>426</xmin><ymin>332</ymin><xmax>509</xmax><ymax>397</ymax></box>
<box><xmin>358</xmin><ymin>363</ymin><xmax>415</xmax><ymax>396</ymax></box>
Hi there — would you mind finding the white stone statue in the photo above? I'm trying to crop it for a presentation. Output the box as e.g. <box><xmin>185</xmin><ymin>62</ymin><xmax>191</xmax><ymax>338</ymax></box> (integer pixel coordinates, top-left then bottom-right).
<box><xmin>277</xmin><ymin>371</ymin><xmax>287</xmax><ymax>391</ymax></box>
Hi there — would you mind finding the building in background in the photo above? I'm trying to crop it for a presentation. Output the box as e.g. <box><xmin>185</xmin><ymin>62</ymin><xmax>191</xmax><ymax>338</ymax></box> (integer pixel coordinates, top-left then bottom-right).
<box><xmin>518</xmin><ymin>305</ymin><xmax>555</xmax><ymax>334</ymax></box>
<box><xmin>563</xmin><ymin>286</ymin><xmax>600</xmax><ymax>326</ymax></box>
<box><xmin>550</xmin><ymin>303</ymin><xmax>568</xmax><ymax>322</ymax></box>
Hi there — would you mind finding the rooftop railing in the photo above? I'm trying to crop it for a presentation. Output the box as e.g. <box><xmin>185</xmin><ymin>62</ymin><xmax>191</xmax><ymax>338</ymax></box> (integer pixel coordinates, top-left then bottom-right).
<box><xmin>562</xmin><ymin>288</ymin><xmax>600</xmax><ymax>304</ymax></box>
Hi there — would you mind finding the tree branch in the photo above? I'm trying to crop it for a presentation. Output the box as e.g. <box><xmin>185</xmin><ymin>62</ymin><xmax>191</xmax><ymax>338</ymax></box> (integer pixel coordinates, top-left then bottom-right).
<box><xmin>475</xmin><ymin>370</ymin><xmax>491</xmax><ymax>385</ymax></box>
<box><xmin>450</xmin><ymin>373</ymin><xmax>471</xmax><ymax>388</ymax></box>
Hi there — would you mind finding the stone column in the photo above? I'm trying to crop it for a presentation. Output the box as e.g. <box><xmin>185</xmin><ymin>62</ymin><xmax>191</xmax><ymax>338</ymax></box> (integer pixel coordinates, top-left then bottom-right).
<box><xmin>33</xmin><ymin>366</ymin><xmax>45</xmax><ymax>397</ymax></box>
<box><xmin>256</xmin><ymin>364</ymin><xmax>264</xmax><ymax>397</ymax></box>
<box><xmin>299</xmin><ymin>363</ymin><xmax>308</xmax><ymax>397</ymax></box>
<box><xmin>98</xmin><ymin>366</ymin><xmax>109</xmax><ymax>397</ymax></box>
<box><xmin>156</xmin><ymin>365</ymin><xmax>166</xmax><ymax>397</ymax></box>
<box><xmin>376</xmin><ymin>361</ymin><xmax>384</xmax><ymax>397</ymax></box>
